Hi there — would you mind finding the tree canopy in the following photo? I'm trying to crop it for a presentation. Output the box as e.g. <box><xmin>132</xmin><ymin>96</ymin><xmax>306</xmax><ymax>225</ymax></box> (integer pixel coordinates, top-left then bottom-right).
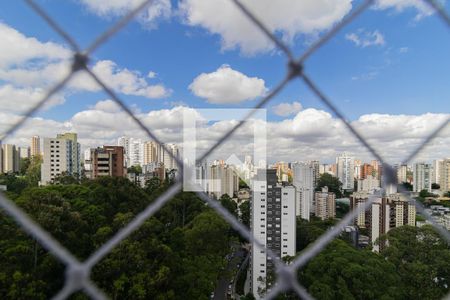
<box><xmin>0</xmin><ymin>176</ymin><xmax>232</xmax><ymax>299</ymax></box>
<box><xmin>316</xmin><ymin>173</ymin><xmax>343</xmax><ymax>198</ymax></box>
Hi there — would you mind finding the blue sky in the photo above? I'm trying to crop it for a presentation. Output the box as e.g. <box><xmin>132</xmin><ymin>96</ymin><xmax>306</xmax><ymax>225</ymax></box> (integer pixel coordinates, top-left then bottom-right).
<box><xmin>0</xmin><ymin>0</ymin><xmax>449</xmax><ymax>163</ymax></box>
<box><xmin>2</xmin><ymin>0</ymin><xmax>449</xmax><ymax>119</ymax></box>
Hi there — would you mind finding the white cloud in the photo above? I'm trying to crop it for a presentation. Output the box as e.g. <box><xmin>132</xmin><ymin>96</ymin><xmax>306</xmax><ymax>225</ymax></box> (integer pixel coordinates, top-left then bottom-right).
<box><xmin>374</xmin><ymin>0</ymin><xmax>435</xmax><ymax>20</ymax></box>
<box><xmin>189</xmin><ymin>65</ymin><xmax>267</xmax><ymax>104</ymax></box>
<box><xmin>0</xmin><ymin>22</ymin><xmax>71</xmax><ymax>68</ymax></box>
<box><xmin>147</xmin><ymin>71</ymin><xmax>157</xmax><ymax>78</ymax></box>
<box><xmin>345</xmin><ymin>29</ymin><xmax>386</xmax><ymax>48</ymax></box>
<box><xmin>0</xmin><ymin>84</ymin><xmax>65</xmax><ymax>114</ymax></box>
<box><xmin>272</xmin><ymin>101</ymin><xmax>303</xmax><ymax>117</ymax></box>
<box><xmin>89</xmin><ymin>99</ymin><xmax>121</xmax><ymax>113</ymax></box>
<box><xmin>79</xmin><ymin>0</ymin><xmax>171</xmax><ymax>28</ymax></box>
<box><xmin>2</xmin><ymin>101</ymin><xmax>448</xmax><ymax>165</ymax></box>
<box><xmin>179</xmin><ymin>0</ymin><xmax>353</xmax><ymax>55</ymax></box>
<box><xmin>0</xmin><ymin>22</ymin><xmax>171</xmax><ymax>100</ymax></box>
<box><xmin>399</xmin><ymin>47</ymin><xmax>409</xmax><ymax>53</ymax></box>
<box><xmin>73</xmin><ymin>60</ymin><xmax>172</xmax><ymax>98</ymax></box>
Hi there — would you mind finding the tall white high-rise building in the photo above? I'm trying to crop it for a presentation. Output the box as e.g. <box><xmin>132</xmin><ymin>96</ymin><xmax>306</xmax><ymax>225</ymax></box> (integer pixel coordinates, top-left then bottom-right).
<box><xmin>41</xmin><ymin>135</ymin><xmax>80</xmax><ymax>185</ymax></box>
<box><xmin>251</xmin><ymin>169</ymin><xmax>296</xmax><ymax>299</ymax></box>
<box><xmin>440</xmin><ymin>159</ymin><xmax>450</xmax><ymax>193</ymax></box>
<box><xmin>129</xmin><ymin>139</ymin><xmax>144</xmax><ymax>167</ymax></box>
<box><xmin>357</xmin><ymin>175</ymin><xmax>380</xmax><ymax>192</ymax></box>
<box><xmin>336</xmin><ymin>153</ymin><xmax>355</xmax><ymax>191</ymax></box>
<box><xmin>19</xmin><ymin>147</ymin><xmax>30</xmax><ymax>160</ymax></box>
<box><xmin>118</xmin><ymin>136</ymin><xmax>131</xmax><ymax>167</ymax></box>
<box><xmin>208</xmin><ymin>163</ymin><xmax>239</xmax><ymax>199</ymax></box>
<box><xmin>413</xmin><ymin>163</ymin><xmax>432</xmax><ymax>193</ymax></box>
<box><xmin>396</xmin><ymin>164</ymin><xmax>408</xmax><ymax>184</ymax></box>
<box><xmin>56</xmin><ymin>133</ymin><xmax>81</xmax><ymax>176</ymax></box>
<box><xmin>308</xmin><ymin>160</ymin><xmax>320</xmax><ymax>187</ymax></box>
<box><xmin>433</xmin><ymin>159</ymin><xmax>444</xmax><ymax>185</ymax></box>
<box><xmin>159</xmin><ymin>143</ymin><xmax>179</xmax><ymax>170</ymax></box>
<box><xmin>118</xmin><ymin>136</ymin><xmax>146</xmax><ymax>167</ymax></box>
<box><xmin>292</xmin><ymin>162</ymin><xmax>314</xmax><ymax>221</ymax></box>
<box><xmin>1</xmin><ymin>144</ymin><xmax>19</xmax><ymax>173</ymax></box>
<box><xmin>31</xmin><ymin>135</ymin><xmax>40</xmax><ymax>157</ymax></box>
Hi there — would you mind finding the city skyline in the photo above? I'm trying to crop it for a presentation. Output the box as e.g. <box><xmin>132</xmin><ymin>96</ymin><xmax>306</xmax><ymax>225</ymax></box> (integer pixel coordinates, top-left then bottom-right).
<box><xmin>0</xmin><ymin>1</ymin><xmax>449</xmax><ymax>164</ymax></box>
<box><xmin>1</xmin><ymin>2</ymin><xmax>450</xmax><ymax>299</ymax></box>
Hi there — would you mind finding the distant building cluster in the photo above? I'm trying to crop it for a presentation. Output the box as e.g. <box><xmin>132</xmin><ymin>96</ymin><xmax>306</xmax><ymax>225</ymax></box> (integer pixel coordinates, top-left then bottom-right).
<box><xmin>3</xmin><ymin>131</ymin><xmax>450</xmax><ymax>299</ymax></box>
<box><xmin>350</xmin><ymin>192</ymin><xmax>416</xmax><ymax>252</ymax></box>
<box><xmin>0</xmin><ymin>133</ymin><xmax>180</xmax><ymax>187</ymax></box>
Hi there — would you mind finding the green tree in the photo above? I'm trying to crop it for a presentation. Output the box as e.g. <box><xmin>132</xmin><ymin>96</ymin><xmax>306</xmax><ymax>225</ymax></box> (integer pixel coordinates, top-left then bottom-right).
<box><xmin>316</xmin><ymin>173</ymin><xmax>343</xmax><ymax>198</ymax></box>
<box><xmin>299</xmin><ymin>239</ymin><xmax>404</xmax><ymax>300</ymax></box>
<box><xmin>239</xmin><ymin>178</ymin><xmax>249</xmax><ymax>189</ymax></box>
<box><xmin>127</xmin><ymin>165</ymin><xmax>142</xmax><ymax>175</ymax></box>
<box><xmin>239</xmin><ymin>201</ymin><xmax>250</xmax><ymax>228</ymax></box>
<box><xmin>19</xmin><ymin>157</ymin><xmax>31</xmax><ymax>175</ymax></box>
<box><xmin>219</xmin><ymin>194</ymin><xmax>237</xmax><ymax>217</ymax></box>
<box><xmin>25</xmin><ymin>155</ymin><xmax>42</xmax><ymax>187</ymax></box>
<box><xmin>335</xmin><ymin>202</ymin><xmax>349</xmax><ymax>218</ymax></box>
<box><xmin>145</xmin><ymin>177</ymin><xmax>161</xmax><ymax>194</ymax></box>
<box><xmin>401</xmin><ymin>182</ymin><xmax>413</xmax><ymax>191</ymax></box>
<box><xmin>296</xmin><ymin>217</ymin><xmax>337</xmax><ymax>251</ymax></box>
<box><xmin>378</xmin><ymin>225</ymin><xmax>450</xmax><ymax>299</ymax></box>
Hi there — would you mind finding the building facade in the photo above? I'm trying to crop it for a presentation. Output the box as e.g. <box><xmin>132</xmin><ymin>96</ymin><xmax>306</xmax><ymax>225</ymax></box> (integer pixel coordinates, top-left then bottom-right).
<box><xmin>159</xmin><ymin>143</ymin><xmax>179</xmax><ymax>171</ymax></box>
<box><xmin>314</xmin><ymin>186</ymin><xmax>336</xmax><ymax>220</ymax></box>
<box><xmin>396</xmin><ymin>164</ymin><xmax>408</xmax><ymax>184</ymax></box>
<box><xmin>292</xmin><ymin>162</ymin><xmax>314</xmax><ymax>221</ymax></box>
<box><xmin>357</xmin><ymin>175</ymin><xmax>380</xmax><ymax>192</ymax></box>
<box><xmin>208</xmin><ymin>163</ymin><xmax>239</xmax><ymax>199</ymax></box>
<box><xmin>41</xmin><ymin>138</ymin><xmax>72</xmax><ymax>185</ymax></box>
<box><xmin>84</xmin><ymin>146</ymin><xmax>126</xmax><ymax>179</ymax></box>
<box><xmin>350</xmin><ymin>192</ymin><xmax>415</xmax><ymax>252</ymax></box>
<box><xmin>440</xmin><ymin>159</ymin><xmax>450</xmax><ymax>193</ymax></box>
<box><xmin>1</xmin><ymin>144</ymin><xmax>19</xmax><ymax>173</ymax></box>
<box><xmin>143</xmin><ymin>141</ymin><xmax>158</xmax><ymax>165</ymax></box>
<box><xmin>336</xmin><ymin>153</ymin><xmax>355</xmax><ymax>191</ymax></box>
<box><xmin>56</xmin><ymin>133</ymin><xmax>81</xmax><ymax>176</ymax></box>
<box><xmin>250</xmin><ymin>169</ymin><xmax>296</xmax><ymax>299</ymax></box>
<box><xmin>31</xmin><ymin>135</ymin><xmax>40</xmax><ymax>157</ymax></box>
<box><xmin>413</xmin><ymin>163</ymin><xmax>432</xmax><ymax>193</ymax></box>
